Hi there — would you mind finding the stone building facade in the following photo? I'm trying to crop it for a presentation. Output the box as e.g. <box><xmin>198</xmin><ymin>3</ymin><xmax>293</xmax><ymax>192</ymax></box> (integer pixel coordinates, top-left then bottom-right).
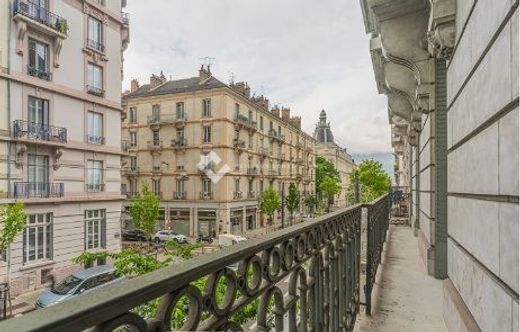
<box><xmin>361</xmin><ymin>0</ymin><xmax>518</xmax><ymax>330</ymax></box>
<box><xmin>121</xmin><ymin>66</ymin><xmax>316</xmax><ymax>236</ymax></box>
<box><xmin>313</xmin><ymin>110</ymin><xmax>356</xmax><ymax>207</ymax></box>
<box><xmin>0</xmin><ymin>0</ymin><xmax>129</xmax><ymax>295</ymax></box>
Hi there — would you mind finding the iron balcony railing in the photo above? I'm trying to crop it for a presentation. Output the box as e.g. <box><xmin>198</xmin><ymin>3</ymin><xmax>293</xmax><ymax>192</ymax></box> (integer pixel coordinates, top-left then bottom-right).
<box><xmin>86</xmin><ymin>39</ymin><xmax>105</xmax><ymax>53</ymax></box>
<box><xmin>13</xmin><ymin>0</ymin><xmax>69</xmax><ymax>35</ymax></box>
<box><xmin>27</xmin><ymin>65</ymin><xmax>51</xmax><ymax>81</ymax></box>
<box><xmin>199</xmin><ymin>191</ymin><xmax>213</xmax><ymax>200</ymax></box>
<box><xmin>147</xmin><ymin>140</ymin><xmax>163</xmax><ymax>149</ymax></box>
<box><xmin>233</xmin><ymin>139</ymin><xmax>246</xmax><ymax>149</ymax></box>
<box><xmin>233</xmin><ymin>192</ymin><xmax>243</xmax><ymax>199</ymax></box>
<box><xmin>12</xmin><ymin>120</ymin><xmax>67</xmax><ymax>143</ymax></box>
<box><xmin>173</xmin><ymin>191</ymin><xmax>187</xmax><ymax>200</ymax></box>
<box><xmin>0</xmin><ymin>194</ymin><xmax>391</xmax><ymax>331</ymax></box>
<box><xmin>86</xmin><ymin>135</ymin><xmax>105</xmax><ymax>145</ymax></box>
<box><xmin>171</xmin><ymin>138</ymin><xmax>187</xmax><ymax>148</ymax></box>
<box><xmin>121</xmin><ymin>140</ymin><xmax>130</xmax><ymax>151</ymax></box>
<box><xmin>147</xmin><ymin>114</ymin><xmax>174</xmax><ymax>124</ymax></box>
<box><xmin>121</xmin><ymin>166</ymin><xmax>139</xmax><ymax>174</ymax></box>
<box><xmin>13</xmin><ymin>182</ymin><xmax>64</xmax><ymax>198</ymax></box>
<box><xmin>268</xmin><ymin>129</ymin><xmax>285</xmax><ymax>142</ymax></box>
<box><xmin>248</xmin><ymin>191</ymin><xmax>256</xmax><ymax>199</ymax></box>
<box><xmin>233</xmin><ymin>114</ymin><xmax>257</xmax><ymax>129</ymax></box>
<box><xmin>86</xmin><ymin>85</ymin><xmax>105</xmax><ymax>97</ymax></box>
<box><xmin>247</xmin><ymin>167</ymin><xmax>258</xmax><ymax>175</ymax></box>
<box><xmin>86</xmin><ymin>183</ymin><xmax>105</xmax><ymax>192</ymax></box>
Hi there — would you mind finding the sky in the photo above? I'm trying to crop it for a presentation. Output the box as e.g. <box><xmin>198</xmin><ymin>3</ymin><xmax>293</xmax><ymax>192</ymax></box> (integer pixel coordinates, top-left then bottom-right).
<box><xmin>123</xmin><ymin>0</ymin><xmax>392</xmax><ymax>155</ymax></box>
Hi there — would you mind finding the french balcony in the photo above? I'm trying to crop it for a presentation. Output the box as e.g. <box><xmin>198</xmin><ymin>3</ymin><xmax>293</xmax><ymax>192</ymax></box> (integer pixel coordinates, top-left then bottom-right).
<box><xmin>233</xmin><ymin>191</ymin><xmax>243</xmax><ymax>199</ymax></box>
<box><xmin>233</xmin><ymin>113</ymin><xmax>257</xmax><ymax>131</ymax></box>
<box><xmin>121</xmin><ymin>166</ymin><xmax>139</xmax><ymax>176</ymax></box>
<box><xmin>86</xmin><ymin>85</ymin><xmax>105</xmax><ymax>97</ymax></box>
<box><xmin>198</xmin><ymin>163</ymin><xmax>215</xmax><ymax>175</ymax></box>
<box><xmin>171</xmin><ymin>138</ymin><xmax>187</xmax><ymax>150</ymax></box>
<box><xmin>86</xmin><ymin>38</ymin><xmax>105</xmax><ymax>53</ymax></box>
<box><xmin>268</xmin><ymin>129</ymin><xmax>285</xmax><ymax>143</ymax></box>
<box><xmin>13</xmin><ymin>182</ymin><xmax>64</xmax><ymax>199</ymax></box>
<box><xmin>86</xmin><ymin>183</ymin><xmax>105</xmax><ymax>192</ymax></box>
<box><xmin>11</xmin><ymin>120</ymin><xmax>67</xmax><ymax>143</ymax></box>
<box><xmin>233</xmin><ymin>139</ymin><xmax>247</xmax><ymax>151</ymax></box>
<box><xmin>199</xmin><ymin>191</ymin><xmax>213</xmax><ymax>200</ymax></box>
<box><xmin>267</xmin><ymin>169</ymin><xmax>278</xmax><ymax>176</ymax></box>
<box><xmin>247</xmin><ymin>167</ymin><xmax>258</xmax><ymax>176</ymax></box>
<box><xmin>86</xmin><ymin>135</ymin><xmax>105</xmax><ymax>145</ymax></box>
<box><xmin>248</xmin><ymin>191</ymin><xmax>256</xmax><ymax>199</ymax></box>
<box><xmin>152</xmin><ymin>166</ymin><xmax>161</xmax><ymax>173</ymax></box>
<box><xmin>13</xmin><ymin>0</ymin><xmax>68</xmax><ymax>36</ymax></box>
<box><xmin>147</xmin><ymin>140</ymin><xmax>163</xmax><ymax>150</ymax></box>
<box><xmin>147</xmin><ymin>114</ymin><xmax>176</xmax><ymax>126</ymax></box>
<box><xmin>173</xmin><ymin>191</ymin><xmax>187</xmax><ymax>200</ymax></box>
<box><xmin>122</xmin><ymin>190</ymin><xmax>137</xmax><ymax>198</ymax></box>
<box><xmin>121</xmin><ymin>140</ymin><xmax>130</xmax><ymax>152</ymax></box>
<box><xmin>27</xmin><ymin>65</ymin><xmax>51</xmax><ymax>81</ymax></box>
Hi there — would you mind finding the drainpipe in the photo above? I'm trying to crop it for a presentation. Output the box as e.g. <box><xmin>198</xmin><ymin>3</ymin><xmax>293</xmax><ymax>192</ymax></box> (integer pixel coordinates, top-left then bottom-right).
<box><xmin>6</xmin><ymin>0</ymin><xmax>13</xmax><ymax>288</ymax></box>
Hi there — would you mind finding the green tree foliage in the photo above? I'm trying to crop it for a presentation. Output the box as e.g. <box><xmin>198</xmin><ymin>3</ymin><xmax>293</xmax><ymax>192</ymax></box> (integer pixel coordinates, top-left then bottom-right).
<box><xmin>303</xmin><ymin>195</ymin><xmax>319</xmax><ymax>217</ymax></box>
<box><xmin>320</xmin><ymin>176</ymin><xmax>342</xmax><ymax>212</ymax></box>
<box><xmin>348</xmin><ymin>159</ymin><xmax>391</xmax><ymax>203</ymax></box>
<box><xmin>129</xmin><ymin>183</ymin><xmax>160</xmax><ymax>244</ymax></box>
<box><xmin>285</xmin><ymin>183</ymin><xmax>300</xmax><ymax>225</ymax></box>
<box><xmin>258</xmin><ymin>187</ymin><xmax>281</xmax><ymax>225</ymax></box>
<box><xmin>0</xmin><ymin>201</ymin><xmax>27</xmax><ymax>256</ymax></box>
<box><xmin>315</xmin><ymin>156</ymin><xmax>340</xmax><ymax>193</ymax></box>
<box><xmin>166</xmin><ymin>240</ymin><xmax>201</xmax><ymax>260</ymax></box>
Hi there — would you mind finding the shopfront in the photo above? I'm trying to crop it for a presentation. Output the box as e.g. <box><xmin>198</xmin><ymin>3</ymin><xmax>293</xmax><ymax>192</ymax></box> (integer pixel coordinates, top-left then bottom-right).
<box><xmin>169</xmin><ymin>208</ymin><xmax>190</xmax><ymax>236</ymax></box>
<box><xmin>230</xmin><ymin>208</ymin><xmax>243</xmax><ymax>234</ymax></box>
<box><xmin>246</xmin><ymin>206</ymin><xmax>257</xmax><ymax>231</ymax></box>
<box><xmin>198</xmin><ymin>209</ymin><xmax>216</xmax><ymax>237</ymax></box>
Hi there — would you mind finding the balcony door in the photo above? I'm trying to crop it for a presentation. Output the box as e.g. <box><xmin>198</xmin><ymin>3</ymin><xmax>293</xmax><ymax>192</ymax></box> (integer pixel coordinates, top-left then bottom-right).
<box><xmin>29</xmin><ymin>0</ymin><xmax>49</xmax><ymax>23</ymax></box>
<box><xmin>28</xmin><ymin>97</ymin><xmax>49</xmax><ymax>140</ymax></box>
<box><xmin>28</xmin><ymin>39</ymin><xmax>49</xmax><ymax>79</ymax></box>
<box><xmin>28</xmin><ymin>155</ymin><xmax>49</xmax><ymax>197</ymax></box>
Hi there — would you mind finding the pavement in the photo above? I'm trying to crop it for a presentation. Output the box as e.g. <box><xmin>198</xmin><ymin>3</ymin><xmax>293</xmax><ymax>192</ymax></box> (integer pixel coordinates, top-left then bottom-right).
<box><xmin>355</xmin><ymin>225</ymin><xmax>446</xmax><ymax>332</ymax></box>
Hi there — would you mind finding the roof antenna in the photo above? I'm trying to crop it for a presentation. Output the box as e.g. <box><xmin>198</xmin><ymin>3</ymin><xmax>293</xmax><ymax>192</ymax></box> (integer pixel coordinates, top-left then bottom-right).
<box><xmin>200</xmin><ymin>56</ymin><xmax>215</xmax><ymax>69</ymax></box>
<box><xmin>228</xmin><ymin>71</ymin><xmax>235</xmax><ymax>84</ymax></box>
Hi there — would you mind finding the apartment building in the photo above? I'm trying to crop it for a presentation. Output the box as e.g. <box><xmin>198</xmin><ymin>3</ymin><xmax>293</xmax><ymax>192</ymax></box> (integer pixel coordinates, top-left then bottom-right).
<box><xmin>121</xmin><ymin>66</ymin><xmax>316</xmax><ymax>236</ymax></box>
<box><xmin>0</xmin><ymin>0</ymin><xmax>129</xmax><ymax>295</ymax></box>
<box><xmin>313</xmin><ymin>109</ymin><xmax>356</xmax><ymax>207</ymax></box>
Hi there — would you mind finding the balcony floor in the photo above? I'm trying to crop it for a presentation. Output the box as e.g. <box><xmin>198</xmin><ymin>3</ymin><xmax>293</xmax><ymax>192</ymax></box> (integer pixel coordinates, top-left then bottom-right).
<box><xmin>355</xmin><ymin>225</ymin><xmax>446</xmax><ymax>332</ymax></box>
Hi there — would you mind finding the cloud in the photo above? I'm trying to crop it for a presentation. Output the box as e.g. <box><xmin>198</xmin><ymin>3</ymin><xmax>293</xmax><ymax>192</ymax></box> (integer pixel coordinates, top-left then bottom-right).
<box><xmin>123</xmin><ymin>0</ymin><xmax>391</xmax><ymax>154</ymax></box>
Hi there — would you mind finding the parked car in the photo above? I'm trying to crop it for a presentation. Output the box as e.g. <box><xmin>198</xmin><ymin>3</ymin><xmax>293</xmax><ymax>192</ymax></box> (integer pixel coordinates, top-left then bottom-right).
<box><xmin>35</xmin><ymin>265</ymin><xmax>122</xmax><ymax>309</ymax></box>
<box><xmin>122</xmin><ymin>229</ymin><xmax>148</xmax><ymax>241</ymax></box>
<box><xmin>196</xmin><ymin>234</ymin><xmax>213</xmax><ymax>243</ymax></box>
<box><xmin>153</xmin><ymin>230</ymin><xmax>187</xmax><ymax>244</ymax></box>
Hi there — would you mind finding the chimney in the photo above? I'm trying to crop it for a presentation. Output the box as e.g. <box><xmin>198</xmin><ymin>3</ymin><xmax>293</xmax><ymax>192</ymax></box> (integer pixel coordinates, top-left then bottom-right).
<box><xmin>150</xmin><ymin>71</ymin><xmax>167</xmax><ymax>89</ymax></box>
<box><xmin>281</xmin><ymin>107</ymin><xmax>291</xmax><ymax>121</ymax></box>
<box><xmin>289</xmin><ymin>116</ymin><xmax>302</xmax><ymax>130</ymax></box>
<box><xmin>199</xmin><ymin>65</ymin><xmax>212</xmax><ymax>82</ymax></box>
<box><xmin>130</xmin><ymin>78</ymin><xmax>139</xmax><ymax>92</ymax></box>
<box><xmin>271</xmin><ymin>105</ymin><xmax>280</xmax><ymax>118</ymax></box>
<box><xmin>252</xmin><ymin>95</ymin><xmax>269</xmax><ymax>110</ymax></box>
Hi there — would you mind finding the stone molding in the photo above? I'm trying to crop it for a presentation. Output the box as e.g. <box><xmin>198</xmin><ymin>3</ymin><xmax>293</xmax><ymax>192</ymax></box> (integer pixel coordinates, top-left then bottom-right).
<box><xmin>427</xmin><ymin>0</ymin><xmax>456</xmax><ymax>60</ymax></box>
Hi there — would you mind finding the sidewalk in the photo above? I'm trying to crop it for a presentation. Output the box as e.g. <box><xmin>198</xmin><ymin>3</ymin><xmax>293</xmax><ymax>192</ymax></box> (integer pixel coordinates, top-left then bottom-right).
<box><xmin>355</xmin><ymin>225</ymin><xmax>446</xmax><ymax>332</ymax></box>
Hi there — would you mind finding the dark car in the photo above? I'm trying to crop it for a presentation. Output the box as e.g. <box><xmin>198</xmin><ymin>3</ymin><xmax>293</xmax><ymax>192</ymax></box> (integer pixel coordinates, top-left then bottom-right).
<box><xmin>122</xmin><ymin>229</ymin><xmax>148</xmax><ymax>241</ymax></box>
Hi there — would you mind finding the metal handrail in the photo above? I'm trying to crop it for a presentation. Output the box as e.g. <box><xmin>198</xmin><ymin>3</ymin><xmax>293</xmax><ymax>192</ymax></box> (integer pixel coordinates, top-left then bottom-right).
<box><xmin>13</xmin><ymin>0</ymin><xmax>68</xmax><ymax>35</ymax></box>
<box><xmin>12</xmin><ymin>120</ymin><xmax>67</xmax><ymax>143</ymax></box>
<box><xmin>13</xmin><ymin>182</ymin><xmax>64</xmax><ymax>198</ymax></box>
<box><xmin>0</xmin><ymin>195</ymin><xmax>390</xmax><ymax>332</ymax></box>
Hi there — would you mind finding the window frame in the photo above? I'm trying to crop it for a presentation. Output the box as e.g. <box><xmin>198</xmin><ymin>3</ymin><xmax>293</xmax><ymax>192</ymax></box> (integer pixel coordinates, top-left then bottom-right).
<box><xmin>84</xmin><ymin>209</ymin><xmax>106</xmax><ymax>250</ymax></box>
<box><xmin>23</xmin><ymin>213</ymin><xmax>53</xmax><ymax>264</ymax></box>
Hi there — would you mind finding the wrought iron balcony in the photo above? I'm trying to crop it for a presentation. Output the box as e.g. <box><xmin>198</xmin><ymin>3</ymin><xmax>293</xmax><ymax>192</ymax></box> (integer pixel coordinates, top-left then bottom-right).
<box><xmin>233</xmin><ymin>139</ymin><xmax>246</xmax><ymax>149</ymax></box>
<box><xmin>247</xmin><ymin>167</ymin><xmax>258</xmax><ymax>175</ymax></box>
<box><xmin>86</xmin><ymin>134</ymin><xmax>105</xmax><ymax>145</ymax></box>
<box><xmin>233</xmin><ymin>191</ymin><xmax>243</xmax><ymax>199</ymax></box>
<box><xmin>12</xmin><ymin>120</ymin><xmax>67</xmax><ymax>143</ymax></box>
<box><xmin>121</xmin><ymin>140</ymin><xmax>130</xmax><ymax>152</ymax></box>
<box><xmin>0</xmin><ymin>195</ymin><xmax>389</xmax><ymax>331</ymax></box>
<box><xmin>27</xmin><ymin>65</ymin><xmax>51</xmax><ymax>81</ymax></box>
<box><xmin>86</xmin><ymin>39</ymin><xmax>105</xmax><ymax>53</ymax></box>
<box><xmin>87</xmin><ymin>85</ymin><xmax>105</xmax><ymax>97</ymax></box>
<box><xmin>171</xmin><ymin>138</ymin><xmax>187</xmax><ymax>148</ymax></box>
<box><xmin>248</xmin><ymin>191</ymin><xmax>256</xmax><ymax>199</ymax></box>
<box><xmin>268</xmin><ymin>129</ymin><xmax>285</xmax><ymax>142</ymax></box>
<box><xmin>13</xmin><ymin>182</ymin><xmax>64</xmax><ymax>199</ymax></box>
<box><xmin>121</xmin><ymin>166</ymin><xmax>139</xmax><ymax>175</ymax></box>
<box><xmin>233</xmin><ymin>113</ymin><xmax>257</xmax><ymax>130</ymax></box>
<box><xmin>147</xmin><ymin>140</ymin><xmax>163</xmax><ymax>149</ymax></box>
<box><xmin>199</xmin><ymin>191</ymin><xmax>213</xmax><ymax>200</ymax></box>
<box><xmin>13</xmin><ymin>0</ymin><xmax>68</xmax><ymax>35</ymax></box>
<box><xmin>86</xmin><ymin>183</ymin><xmax>105</xmax><ymax>192</ymax></box>
<box><xmin>147</xmin><ymin>114</ymin><xmax>176</xmax><ymax>125</ymax></box>
<box><xmin>173</xmin><ymin>191</ymin><xmax>187</xmax><ymax>200</ymax></box>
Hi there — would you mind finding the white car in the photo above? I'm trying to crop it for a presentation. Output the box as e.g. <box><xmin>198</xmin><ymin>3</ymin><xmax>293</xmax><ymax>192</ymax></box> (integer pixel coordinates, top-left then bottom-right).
<box><xmin>153</xmin><ymin>230</ymin><xmax>187</xmax><ymax>244</ymax></box>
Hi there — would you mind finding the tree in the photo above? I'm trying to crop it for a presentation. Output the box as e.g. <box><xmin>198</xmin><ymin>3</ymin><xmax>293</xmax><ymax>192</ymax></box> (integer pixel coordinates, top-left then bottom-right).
<box><xmin>320</xmin><ymin>176</ymin><xmax>341</xmax><ymax>212</ymax></box>
<box><xmin>303</xmin><ymin>195</ymin><xmax>319</xmax><ymax>217</ymax></box>
<box><xmin>258</xmin><ymin>187</ymin><xmax>281</xmax><ymax>231</ymax></box>
<box><xmin>285</xmin><ymin>184</ymin><xmax>300</xmax><ymax>225</ymax></box>
<box><xmin>315</xmin><ymin>156</ymin><xmax>340</xmax><ymax>193</ymax></box>
<box><xmin>348</xmin><ymin>159</ymin><xmax>391</xmax><ymax>203</ymax></box>
<box><xmin>129</xmin><ymin>183</ymin><xmax>160</xmax><ymax>247</ymax></box>
<box><xmin>0</xmin><ymin>202</ymin><xmax>27</xmax><ymax>257</ymax></box>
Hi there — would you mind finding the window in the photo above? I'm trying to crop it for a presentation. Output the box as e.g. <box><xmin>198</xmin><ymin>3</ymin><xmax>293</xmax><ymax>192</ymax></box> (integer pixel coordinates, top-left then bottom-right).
<box><xmin>130</xmin><ymin>156</ymin><xmax>137</xmax><ymax>169</ymax></box>
<box><xmin>278</xmin><ymin>125</ymin><xmax>281</xmax><ymax>134</ymax></box>
<box><xmin>28</xmin><ymin>39</ymin><xmax>50</xmax><ymax>80</ymax></box>
<box><xmin>130</xmin><ymin>132</ymin><xmax>137</xmax><ymax>147</ymax></box>
<box><xmin>87</xmin><ymin>63</ymin><xmax>103</xmax><ymax>96</ymax></box>
<box><xmin>176</xmin><ymin>179</ymin><xmax>185</xmax><ymax>194</ymax></box>
<box><xmin>202</xmin><ymin>99</ymin><xmax>211</xmax><ymax>117</ymax></box>
<box><xmin>235</xmin><ymin>178</ymin><xmax>240</xmax><ymax>193</ymax></box>
<box><xmin>235</xmin><ymin>103</ymin><xmax>240</xmax><ymax>117</ymax></box>
<box><xmin>260</xmin><ymin>180</ymin><xmax>264</xmax><ymax>193</ymax></box>
<box><xmin>152</xmin><ymin>104</ymin><xmax>160</xmax><ymax>121</ymax></box>
<box><xmin>248</xmin><ymin>110</ymin><xmax>253</xmax><ymax>120</ymax></box>
<box><xmin>152</xmin><ymin>179</ymin><xmax>160</xmax><ymax>196</ymax></box>
<box><xmin>28</xmin><ymin>97</ymin><xmax>49</xmax><ymax>126</ymax></box>
<box><xmin>270</xmin><ymin>121</ymin><xmax>273</xmax><ymax>131</ymax></box>
<box><xmin>87</xmin><ymin>160</ymin><xmax>103</xmax><ymax>191</ymax></box>
<box><xmin>28</xmin><ymin>154</ymin><xmax>49</xmax><ymax>196</ymax></box>
<box><xmin>202</xmin><ymin>179</ymin><xmax>212</xmax><ymax>194</ymax></box>
<box><xmin>260</xmin><ymin>116</ymin><xmax>264</xmax><ymax>130</ymax></box>
<box><xmin>87</xmin><ymin>112</ymin><xmax>104</xmax><ymax>144</ymax></box>
<box><xmin>176</xmin><ymin>102</ymin><xmax>185</xmax><ymax>119</ymax></box>
<box><xmin>203</xmin><ymin>126</ymin><xmax>211</xmax><ymax>143</ymax></box>
<box><xmin>85</xmin><ymin>209</ymin><xmax>106</xmax><ymax>250</ymax></box>
<box><xmin>129</xmin><ymin>107</ymin><xmax>137</xmax><ymax>123</ymax></box>
<box><xmin>152</xmin><ymin>130</ymin><xmax>160</xmax><ymax>145</ymax></box>
<box><xmin>129</xmin><ymin>178</ymin><xmax>137</xmax><ymax>194</ymax></box>
<box><xmin>87</xmin><ymin>16</ymin><xmax>104</xmax><ymax>52</ymax></box>
<box><xmin>23</xmin><ymin>213</ymin><xmax>52</xmax><ymax>264</ymax></box>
